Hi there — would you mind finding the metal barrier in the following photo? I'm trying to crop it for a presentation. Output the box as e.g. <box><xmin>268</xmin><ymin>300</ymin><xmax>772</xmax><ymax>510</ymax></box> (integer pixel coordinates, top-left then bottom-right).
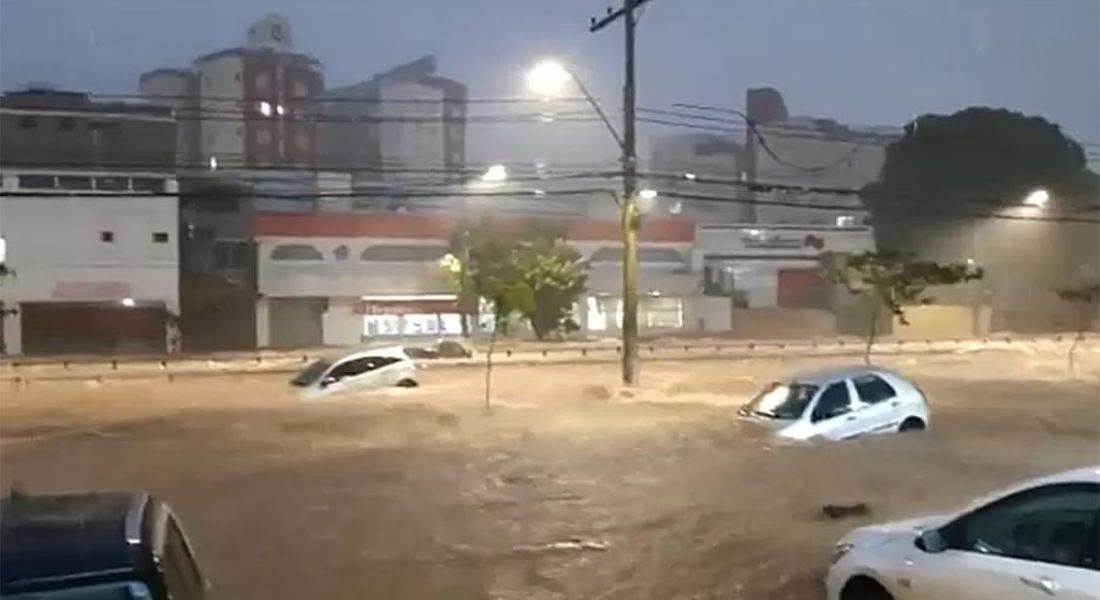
<box><xmin>2</xmin><ymin>334</ymin><xmax>1095</xmax><ymax>385</ymax></box>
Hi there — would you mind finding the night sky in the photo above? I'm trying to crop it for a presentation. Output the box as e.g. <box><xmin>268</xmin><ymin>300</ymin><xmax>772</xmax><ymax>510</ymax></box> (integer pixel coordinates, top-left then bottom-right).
<box><xmin>2</xmin><ymin>0</ymin><xmax>1097</xmax><ymax>166</ymax></box>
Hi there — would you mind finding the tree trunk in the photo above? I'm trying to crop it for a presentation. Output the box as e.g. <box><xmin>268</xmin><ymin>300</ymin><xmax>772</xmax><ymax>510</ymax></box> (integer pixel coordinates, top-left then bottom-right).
<box><xmin>484</xmin><ymin>314</ymin><xmax>499</xmax><ymax>413</ymax></box>
<box><xmin>1069</xmin><ymin>328</ymin><xmax>1083</xmax><ymax>375</ymax></box>
<box><xmin>865</xmin><ymin>299</ymin><xmax>879</xmax><ymax>365</ymax></box>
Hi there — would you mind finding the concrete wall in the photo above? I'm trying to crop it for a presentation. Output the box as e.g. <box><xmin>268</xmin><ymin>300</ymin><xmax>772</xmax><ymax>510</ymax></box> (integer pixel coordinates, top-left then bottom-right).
<box><xmin>729</xmin><ymin>308</ymin><xmax>836</xmax><ymax>339</ymax></box>
<box><xmin>891</xmin><ymin>305</ymin><xmax>992</xmax><ymax>341</ymax></box>
<box><xmin>322</xmin><ymin>297</ymin><xmax>362</xmax><ymax>346</ymax></box>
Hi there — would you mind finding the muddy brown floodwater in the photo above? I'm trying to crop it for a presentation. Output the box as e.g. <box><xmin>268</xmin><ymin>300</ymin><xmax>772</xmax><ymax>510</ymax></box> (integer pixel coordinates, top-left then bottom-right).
<box><xmin>2</xmin><ymin>350</ymin><xmax>1098</xmax><ymax>599</ymax></box>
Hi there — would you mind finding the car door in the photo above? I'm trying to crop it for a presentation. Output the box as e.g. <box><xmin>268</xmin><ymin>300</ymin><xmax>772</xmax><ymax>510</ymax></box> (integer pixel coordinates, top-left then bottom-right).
<box><xmin>807</xmin><ymin>380</ymin><xmax>866</xmax><ymax>440</ymax></box>
<box><xmin>852</xmin><ymin>373</ymin><xmax>903</xmax><ymax>434</ymax></box>
<box><xmin>906</xmin><ymin>483</ymin><xmax>1100</xmax><ymax>600</ymax></box>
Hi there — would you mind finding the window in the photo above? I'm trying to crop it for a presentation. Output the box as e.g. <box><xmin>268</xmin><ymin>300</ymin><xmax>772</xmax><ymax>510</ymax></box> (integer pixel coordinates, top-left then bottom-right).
<box><xmin>327</xmin><ymin>356</ymin><xmax>396</xmax><ymax>380</ymax></box>
<box><xmin>159</xmin><ymin>516</ymin><xmax>205</xmax><ymax>600</ymax></box>
<box><xmin>153</xmin><ymin>232</ymin><xmax>170</xmax><ymax>243</ymax></box>
<box><xmin>811</xmin><ymin>382</ymin><xmax>851</xmax><ymax>422</ymax></box>
<box><xmin>58</xmin><ymin>117</ymin><xmax>77</xmax><ymax>132</ymax></box>
<box><xmin>270</xmin><ymin>244</ymin><xmax>323</xmax><ymax>261</ymax></box>
<box><xmin>853</xmin><ymin>374</ymin><xmax>897</xmax><ymax>404</ymax></box>
<box><xmin>360</xmin><ymin>244</ymin><xmax>447</xmax><ymax>262</ymax></box>
<box><xmin>95</xmin><ymin>176</ymin><xmax>129</xmax><ymax>191</ymax></box>
<box><xmin>942</xmin><ymin>483</ymin><xmax>1100</xmax><ymax>571</ymax></box>
<box><xmin>18</xmin><ymin>174</ymin><xmax>55</xmax><ymax>189</ymax></box>
<box><xmin>333</xmin><ymin>245</ymin><xmax>349</xmax><ymax>261</ymax></box>
<box><xmin>589</xmin><ymin>246</ymin><xmax>686</xmax><ymax>265</ymax></box>
<box><xmin>132</xmin><ymin>177</ymin><xmax>165</xmax><ymax>193</ymax></box>
<box><xmin>57</xmin><ymin>176</ymin><xmax>93</xmax><ymax>190</ymax></box>
<box><xmin>747</xmin><ymin>383</ymin><xmax>819</xmax><ymax>420</ymax></box>
<box><xmin>18</xmin><ymin>116</ymin><xmax>38</xmax><ymax>129</ymax></box>
<box><xmin>100</xmin><ymin>231</ymin><xmax>115</xmax><ymax>243</ymax></box>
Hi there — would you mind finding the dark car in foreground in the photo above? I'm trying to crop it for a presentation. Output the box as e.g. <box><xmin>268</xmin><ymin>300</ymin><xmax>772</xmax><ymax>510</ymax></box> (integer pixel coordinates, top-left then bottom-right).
<box><xmin>1</xmin><ymin>491</ymin><xmax>209</xmax><ymax>599</ymax></box>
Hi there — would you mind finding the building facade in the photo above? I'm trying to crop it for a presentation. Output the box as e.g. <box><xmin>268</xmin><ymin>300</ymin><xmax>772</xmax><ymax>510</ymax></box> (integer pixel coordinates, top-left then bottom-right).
<box><xmin>253</xmin><ymin>212</ymin><xmax>700</xmax><ymax>347</ymax></box>
<box><xmin>0</xmin><ymin>88</ymin><xmax>180</xmax><ymax>355</ymax></box>
<box><xmin>320</xmin><ymin>55</ymin><xmax>467</xmax><ymax>197</ymax></box>
<box><xmin>0</xmin><ymin>170</ymin><xmax>179</xmax><ymax>355</ymax></box>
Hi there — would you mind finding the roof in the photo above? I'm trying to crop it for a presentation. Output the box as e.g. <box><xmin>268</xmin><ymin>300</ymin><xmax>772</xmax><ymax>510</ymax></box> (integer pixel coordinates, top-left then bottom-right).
<box><xmin>254</xmin><ymin>212</ymin><xmax>696</xmax><ymax>243</ymax></box>
<box><xmin>195</xmin><ymin>46</ymin><xmax>321</xmax><ymax>68</ymax></box>
<box><xmin>786</xmin><ymin>365</ymin><xmax>906</xmax><ymax>385</ymax></box>
<box><xmin>1</xmin><ymin>492</ymin><xmax>148</xmax><ymax>591</ymax></box>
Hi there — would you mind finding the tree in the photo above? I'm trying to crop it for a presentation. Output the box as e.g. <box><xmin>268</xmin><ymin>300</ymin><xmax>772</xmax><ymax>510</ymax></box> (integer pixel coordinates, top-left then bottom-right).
<box><xmin>864</xmin><ymin>107</ymin><xmax>1091</xmax><ymax>251</ymax></box>
<box><xmin>1055</xmin><ymin>282</ymin><xmax>1099</xmax><ymax>374</ymax></box>
<box><xmin>439</xmin><ymin>221</ymin><xmax>533</xmax><ymax>410</ymax></box>
<box><xmin>515</xmin><ymin>225</ymin><xmax>588</xmax><ymax>341</ymax></box>
<box><xmin>828</xmin><ymin>251</ymin><xmax>983</xmax><ymax>363</ymax></box>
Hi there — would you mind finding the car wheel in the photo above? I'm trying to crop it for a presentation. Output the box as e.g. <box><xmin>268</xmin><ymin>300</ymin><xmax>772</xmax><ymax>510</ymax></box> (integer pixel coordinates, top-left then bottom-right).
<box><xmin>840</xmin><ymin>576</ymin><xmax>894</xmax><ymax>600</ymax></box>
<box><xmin>396</xmin><ymin>378</ymin><xmax>419</xmax><ymax>388</ymax></box>
<box><xmin>898</xmin><ymin>417</ymin><xmax>926</xmax><ymax>432</ymax></box>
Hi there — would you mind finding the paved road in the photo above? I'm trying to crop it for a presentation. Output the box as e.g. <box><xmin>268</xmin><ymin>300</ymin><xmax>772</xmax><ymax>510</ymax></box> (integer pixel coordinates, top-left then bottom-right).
<box><xmin>2</xmin><ymin>352</ymin><xmax>1097</xmax><ymax>599</ymax></box>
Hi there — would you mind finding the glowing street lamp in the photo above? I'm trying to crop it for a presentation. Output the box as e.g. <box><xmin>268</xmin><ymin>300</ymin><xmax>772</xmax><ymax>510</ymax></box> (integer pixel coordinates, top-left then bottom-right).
<box><xmin>481</xmin><ymin>164</ymin><xmax>508</xmax><ymax>183</ymax></box>
<box><xmin>526</xmin><ymin>60</ymin><xmax>574</xmax><ymax>98</ymax></box>
<box><xmin>1023</xmin><ymin>188</ymin><xmax>1050</xmax><ymax>208</ymax></box>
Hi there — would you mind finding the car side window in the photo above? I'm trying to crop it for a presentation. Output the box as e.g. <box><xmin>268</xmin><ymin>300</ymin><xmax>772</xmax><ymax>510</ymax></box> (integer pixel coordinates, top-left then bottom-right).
<box><xmin>328</xmin><ymin>357</ymin><xmax>375</xmax><ymax>380</ymax></box>
<box><xmin>811</xmin><ymin>382</ymin><xmax>851</xmax><ymax>422</ymax></box>
<box><xmin>853</xmin><ymin>374</ymin><xmax>897</xmax><ymax>404</ymax></box>
<box><xmin>942</xmin><ymin>483</ymin><xmax>1100</xmax><ymax>571</ymax></box>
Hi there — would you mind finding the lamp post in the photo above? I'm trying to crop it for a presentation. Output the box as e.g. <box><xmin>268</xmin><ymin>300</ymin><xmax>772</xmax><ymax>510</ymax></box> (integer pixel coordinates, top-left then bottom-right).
<box><xmin>527</xmin><ymin>59</ymin><xmax>646</xmax><ymax>385</ymax></box>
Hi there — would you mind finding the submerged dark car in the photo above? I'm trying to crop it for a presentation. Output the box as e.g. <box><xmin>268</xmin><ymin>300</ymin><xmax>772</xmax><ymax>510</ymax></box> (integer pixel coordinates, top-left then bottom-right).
<box><xmin>1</xmin><ymin>491</ymin><xmax>209</xmax><ymax>599</ymax></box>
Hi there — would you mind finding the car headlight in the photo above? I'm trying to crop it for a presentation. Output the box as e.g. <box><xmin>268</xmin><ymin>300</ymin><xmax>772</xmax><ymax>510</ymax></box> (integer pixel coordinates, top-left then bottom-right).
<box><xmin>830</xmin><ymin>542</ymin><xmax>854</xmax><ymax>565</ymax></box>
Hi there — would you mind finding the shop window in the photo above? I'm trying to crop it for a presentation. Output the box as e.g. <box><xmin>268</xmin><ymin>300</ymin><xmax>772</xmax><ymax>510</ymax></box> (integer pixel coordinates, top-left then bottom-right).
<box><xmin>270</xmin><ymin>243</ymin><xmax>323</xmax><ymax>261</ymax></box>
<box><xmin>589</xmin><ymin>246</ymin><xmax>685</xmax><ymax>264</ymax></box>
<box><xmin>18</xmin><ymin>175</ymin><xmax>55</xmax><ymax>189</ymax></box>
<box><xmin>360</xmin><ymin>244</ymin><xmax>447</xmax><ymax>261</ymax></box>
<box><xmin>58</xmin><ymin>176</ymin><xmax>93</xmax><ymax>190</ymax></box>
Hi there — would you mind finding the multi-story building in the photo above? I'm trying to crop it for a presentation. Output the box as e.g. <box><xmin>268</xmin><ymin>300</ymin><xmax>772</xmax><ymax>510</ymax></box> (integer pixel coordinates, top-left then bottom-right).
<box><xmin>647</xmin><ymin>132</ymin><xmax>746</xmax><ymax>221</ymax></box>
<box><xmin>320</xmin><ymin>55</ymin><xmax>467</xmax><ymax>202</ymax></box>
<box><xmin>741</xmin><ymin>87</ymin><xmax>900</xmax><ymax>225</ymax></box>
<box><xmin>0</xmin><ymin>89</ymin><xmax>179</xmax><ymax>355</ymax></box>
<box><xmin>137</xmin><ymin>14</ymin><xmax>327</xmax><ymax>350</ymax></box>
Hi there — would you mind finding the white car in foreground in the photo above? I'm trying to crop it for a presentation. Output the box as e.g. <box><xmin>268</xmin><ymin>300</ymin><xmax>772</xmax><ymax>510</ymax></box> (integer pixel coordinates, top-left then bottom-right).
<box><xmin>737</xmin><ymin>366</ymin><xmax>929</xmax><ymax>441</ymax></box>
<box><xmin>291</xmin><ymin>346</ymin><xmax>418</xmax><ymax>398</ymax></box>
<box><xmin>827</xmin><ymin>466</ymin><xmax>1100</xmax><ymax>600</ymax></box>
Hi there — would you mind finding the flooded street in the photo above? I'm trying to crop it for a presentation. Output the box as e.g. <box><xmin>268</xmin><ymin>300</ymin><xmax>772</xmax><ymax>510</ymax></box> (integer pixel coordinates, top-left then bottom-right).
<box><xmin>2</xmin><ymin>350</ymin><xmax>1098</xmax><ymax>599</ymax></box>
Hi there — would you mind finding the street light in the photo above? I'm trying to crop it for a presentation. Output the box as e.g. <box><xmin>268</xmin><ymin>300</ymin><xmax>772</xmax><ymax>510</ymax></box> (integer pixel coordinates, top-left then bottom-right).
<box><xmin>1023</xmin><ymin>188</ymin><xmax>1050</xmax><ymax>208</ymax></box>
<box><xmin>481</xmin><ymin>164</ymin><xmax>508</xmax><ymax>183</ymax></box>
<box><xmin>526</xmin><ymin>58</ymin><xmax>640</xmax><ymax>385</ymax></box>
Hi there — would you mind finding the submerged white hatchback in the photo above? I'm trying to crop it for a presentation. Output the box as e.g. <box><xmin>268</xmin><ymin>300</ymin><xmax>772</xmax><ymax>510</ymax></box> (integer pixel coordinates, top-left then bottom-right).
<box><xmin>737</xmin><ymin>366</ymin><xmax>929</xmax><ymax>441</ymax></box>
<box><xmin>826</xmin><ymin>466</ymin><xmax>1100</xmax><ymax>600</ymax></box>
<box><xmin>291</xmin><ymin>346</ymin><xmax>418</xmax><ymax>398</ymax></box>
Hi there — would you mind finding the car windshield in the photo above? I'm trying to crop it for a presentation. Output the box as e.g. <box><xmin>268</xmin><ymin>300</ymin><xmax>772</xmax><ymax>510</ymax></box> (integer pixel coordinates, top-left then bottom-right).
<box><xmin>291</xmin><ymin>360</ymin><xmax>331</xmax><ymax>386</ymax></box>
<box><xmin>747</xmin><ymin>382</ymin><xmax>819</xmax><ymax>420</ymax></box>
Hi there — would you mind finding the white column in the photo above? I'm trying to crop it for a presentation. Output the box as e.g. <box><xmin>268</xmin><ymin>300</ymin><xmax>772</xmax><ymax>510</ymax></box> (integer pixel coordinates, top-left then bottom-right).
<box><xmin>2</xmin><ymin>305</ymin><xmax>21</xmax><ymax>355</ymax></box>
<box><xmin>256</xmin><ymin>296</ymin><xmax>270</xmax><ymax>348</ymax></box>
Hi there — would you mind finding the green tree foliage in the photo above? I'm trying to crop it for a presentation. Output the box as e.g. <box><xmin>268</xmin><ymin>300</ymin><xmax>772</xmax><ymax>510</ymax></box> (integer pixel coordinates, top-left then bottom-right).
<box><xmin>864</xmin><ymin>107</ymin><xmax>1092</xmax><ymax>250</ymax></box>
<box><xmin>516</xmin><ymin>226</ymin><xmax>588</xmax><ymax>341</ymax></box>
<box><xmin>1055</xmin><ymin>282</ymin><xmax>1099</xmax><ymax>373</ymax></box>
<box><xmin>828</xmin><ymin>251</ymin><xmax>983</xmax><ymax>362</ymax></box>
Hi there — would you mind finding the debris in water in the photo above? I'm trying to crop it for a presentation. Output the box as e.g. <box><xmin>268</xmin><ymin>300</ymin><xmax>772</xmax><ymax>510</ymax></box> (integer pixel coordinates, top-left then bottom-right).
<box><xmin>821</xmin><ymin>503</ymin><xmax>870</xmax><ymax>520</ymax></box>
<box><xmin>513</xmin><ymin>536</ymin><xmax>611</xmax><ymax>555</ymax></box>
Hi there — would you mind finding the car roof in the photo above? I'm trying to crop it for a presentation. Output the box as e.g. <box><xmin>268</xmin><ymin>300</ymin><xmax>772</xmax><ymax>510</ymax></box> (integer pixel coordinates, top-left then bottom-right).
<box><xmin>960</xmin><ymin>466</ymin><xmax>1100</xmax><ymax>512</ymax></box>
<box><xmin>1</xmin><ymin>492</ymin><xmax>149</xmax><ymax>590</ymax></box>
<box><xmin>785</xmin><ymin>365</ymin><xmax>908</xmax><ymax>386</ymax></box>
<box><xmin>314</xmin><ymin>345</ymin><xmax>411</xmax><ymax>364</ymax></box>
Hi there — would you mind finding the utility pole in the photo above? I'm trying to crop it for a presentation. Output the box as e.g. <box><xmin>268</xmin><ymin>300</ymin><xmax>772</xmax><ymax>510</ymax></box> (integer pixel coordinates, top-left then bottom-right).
<box><xmin>591</xmin><ymin>0</ymin><xmax>650</xmax><ymax>385</ymax></box>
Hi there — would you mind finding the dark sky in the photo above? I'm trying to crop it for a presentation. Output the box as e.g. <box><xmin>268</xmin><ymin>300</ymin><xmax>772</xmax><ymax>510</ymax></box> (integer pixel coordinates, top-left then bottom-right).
<box><xmin>2</xmin><ymin>0</ymin><xmax>1098</xmax><ymax>166</ymax></box>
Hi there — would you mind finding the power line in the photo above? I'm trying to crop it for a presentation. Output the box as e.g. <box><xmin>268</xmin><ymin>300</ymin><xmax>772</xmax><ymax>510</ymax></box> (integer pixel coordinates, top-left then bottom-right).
<box><xmin>87</xmin><ymin>92</ymin><xmax>596</xmax><ymax>105</ymax></box>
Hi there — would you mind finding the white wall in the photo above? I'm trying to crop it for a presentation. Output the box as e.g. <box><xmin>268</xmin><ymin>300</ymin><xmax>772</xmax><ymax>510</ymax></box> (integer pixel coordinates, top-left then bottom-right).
<box><xmin>0</xmin><ymin>194</ymin><xmax>179</xmax><ymax>308</ymax></box>
<box><xmin>322</xmin><ymin>297</ymin><xmax>361</xmax><ymax>346</ymax></box>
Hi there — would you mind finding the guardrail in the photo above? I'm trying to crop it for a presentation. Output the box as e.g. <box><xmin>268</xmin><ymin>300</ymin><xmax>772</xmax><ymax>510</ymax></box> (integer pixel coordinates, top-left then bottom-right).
<box><xmin>2</xmin><ymin>334</ymin><xmax>1094</xmax><ymax>385</ymax></box>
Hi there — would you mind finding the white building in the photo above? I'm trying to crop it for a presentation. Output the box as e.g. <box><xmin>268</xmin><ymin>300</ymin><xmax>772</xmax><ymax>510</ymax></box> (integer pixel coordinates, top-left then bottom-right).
<box><xmin>0</xmin><ymin>170</ymin><xmax>179</xmax><ymax>355</ymax></box>
<box><xmin>739</xmin><ymin>87</ymin><xmax>900</xmax><ymax>226</ymax></box>
<box><xmin>253</xmin><ymin>211</ymin><xmax>701</xmax><ymax>347</ymax></box>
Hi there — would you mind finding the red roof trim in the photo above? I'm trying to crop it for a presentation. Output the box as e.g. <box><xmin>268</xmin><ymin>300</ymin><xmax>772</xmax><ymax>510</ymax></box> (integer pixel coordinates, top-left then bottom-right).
<box><xmin>254</xmin><ymin>212</ymin><xmax>695</xmax><ymax>243</ymax></box>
